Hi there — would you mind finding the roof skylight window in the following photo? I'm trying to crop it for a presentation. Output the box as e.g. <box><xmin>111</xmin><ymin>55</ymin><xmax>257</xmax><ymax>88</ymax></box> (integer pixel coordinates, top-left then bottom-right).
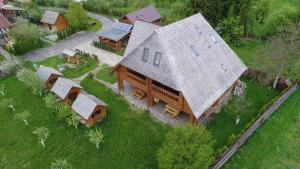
<box><xmin>153</xmin><ymin>52</ymin><xmax>162</xmax><ymax>67</ymax></box>
<box><xmin>142</xmin><ymin>48</ymin><xmax>149</xmax><ymax>63</ymax></box>
<box><xmin>210</xmin><ymin>34</ymin><xmax>218</xmax><ymax>44</ymax></box>
<box><xmin>221</xmin><ymin>64</ymin><xmax>227</xmax><ymax>72</ymax></box>
<box><xmin>191</xmin><ymin>45</ymin><xmax>200</xmax><ymax>57</ymax></box>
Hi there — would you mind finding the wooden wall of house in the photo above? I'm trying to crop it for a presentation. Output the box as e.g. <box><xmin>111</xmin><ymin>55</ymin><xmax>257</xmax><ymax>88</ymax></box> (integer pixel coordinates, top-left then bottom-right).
<box><xmin>55</xmin><ymin>15</ymin><xmax>68</xmax><ymax>31</ymax></box>
<box><xmin>46</xmin><ymin>74</ymin><xmax>62</xmax><ymax>90</ymax></box>
<box><xmin>63</xmin><ymin>87</ymin><xmax>81</xmax><ymax>105</ymax></box>
<box><xmin>120</xmin><ymin>16</ymin><xmax>132</xmax><ymax>25</ymax></box>
<box><xmin>87</xmin><ymin>106</ymin><xmax>107</xmax><ymax>127</ymax></box>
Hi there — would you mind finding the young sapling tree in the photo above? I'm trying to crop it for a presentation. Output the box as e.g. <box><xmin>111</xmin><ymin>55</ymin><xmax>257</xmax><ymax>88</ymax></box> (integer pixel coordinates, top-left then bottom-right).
<box><xmin>33</xmin><ymin>127</ymin><xmax>49</xmax><ymax>147</ymax></box>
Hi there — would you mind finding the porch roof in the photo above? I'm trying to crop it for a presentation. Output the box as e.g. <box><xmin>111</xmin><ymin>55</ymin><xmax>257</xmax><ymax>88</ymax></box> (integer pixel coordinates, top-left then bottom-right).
<box><xmin>51</xmin><ymin>77</ymin><xmax>82</xmax><ymax>99</ymax></box>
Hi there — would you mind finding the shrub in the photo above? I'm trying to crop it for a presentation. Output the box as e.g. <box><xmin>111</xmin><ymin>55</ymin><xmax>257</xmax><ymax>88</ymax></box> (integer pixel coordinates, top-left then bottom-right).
<box><xmin>87</xmin><ymin>128</ymin><xmax>104</xmax><ymax>149</ymax></box>
<box><xmin>56</xmin><ymin>103</ymin><xmax>72</xmax><ymax>121</ymax></box>
<box><xmin>158</xmin><ymin>125</ymin><xmax>215</xmax><ymax>169</ymax></box>
<box><xmin>44</xmin><ymin>93</ymin><xmax>60</xmax><ymax>110</ymax></box>
<box><xmin>93</xmin><ymin>41</ymin><xmax>120</xmax><ymax>53</ymax></box>
<box><xmin>218</xmin><ymin>17</ymin><xmax>244</xmax><ymax>46</ymax></box>
<box><xmin>16</xmin><ymin>68</ymin><xmax>44</xmax><ymax>95</ymax></box>
<box><xmin>0</xmin><ymin>58</ymin><xmax>22</xmax><ymax>76</ymax></box>
<box><xmin>50</xmin><ymin>159</ymin><xmax>74</xmax><ymax>169</ymax></box>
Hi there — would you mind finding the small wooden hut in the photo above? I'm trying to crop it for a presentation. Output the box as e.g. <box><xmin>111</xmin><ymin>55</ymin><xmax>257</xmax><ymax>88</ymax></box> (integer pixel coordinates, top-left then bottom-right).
<box><xmin>0</xmin><ymin>13</ymin><xmax>11</xmax><ymax>42</ymax></box>
<box><xmin>36</xmin><ymin>65</ymin><xmax>63</xmax><ymax>89</ymax></box>
<box><xmin>51</xmin><ymin>77</ymin><xmax>82</xmax><ymax>105</ymax></box>
<box><xmin>62</xmin><ymin>49</ymin><xmax>81</xmax><ymax>64</ymax></box>
<box><xmin>71</xmin><ymin>93</ymin><xmax>107</xmax><ymax>127</ymax></box>
<box><xmin>41</xmin><ymin>11</ymin><xmax>68</xmax><ymax>31</ymax></box>
<box><xmin>0</xmin><ymin>4</ymin><xmax>24</xmax><ymax>23</ymax></box>
<box><xmin>120</xmin><ymin>5</ymin><xmax>161</xmax><ymax>25</ymax></box>
<box><xmin>98</xmin><ymin>22</ymin><xmax>133</xmax><ymax>50</ymax></box>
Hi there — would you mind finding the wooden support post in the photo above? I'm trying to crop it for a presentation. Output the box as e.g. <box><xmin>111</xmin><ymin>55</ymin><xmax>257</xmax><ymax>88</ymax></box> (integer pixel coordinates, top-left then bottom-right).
<box><xmin>117</xmin><ymin>70</ymin><xmax>124</xmax><ymax>92</ymax></box>
<box><xmin>146</xmin><ymin>78</ymin><xmax>154</xmax><ymax>108</ymax></box>
<box><xmin>179</xmin><ymin>92</ymin><xmax>184</xmax><ymax>110</ymax></box>
<box><xmin>189</xmin><ymin>114</ymin><xmax>197</xmax><ymax>125</ymax></box>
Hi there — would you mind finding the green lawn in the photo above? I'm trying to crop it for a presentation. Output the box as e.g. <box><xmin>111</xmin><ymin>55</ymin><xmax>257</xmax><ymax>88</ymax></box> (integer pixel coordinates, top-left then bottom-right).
<box><xmin>224</xmin><ymin>88</ymin><xmax>300</xmax><ymax>169</ymax></box>
<box><xmin>232</xmin><ymin>39</ymin><xmax>266</xmax><ymax>66</ymax></box>
<box><xmin>0</xmin><ymin>76</ymin><xmax>169</xmax><ymax>169</ymax></box>
<box><xmin>95</xmin><ymin>65</ymin><xmax>117</xmax><ymax>84</ymax></box>
<box><xmin>31</xmin><ymin>55</ymin><xmax>98</xmax><ymax>78</ymax></box>
<box><xmin>207</xmin><ymin>77</ymin><xmax>279</xmax><ymax>151</ymax></box>
<box><xmin>270</xmin><ymin>0</ymin><xmax>299</xmax><ymax>12</ymax></box>
<box><xmin>87</xmin><ymin>17</ymin><xmax>102</xmax><ymax>32</ymax></box>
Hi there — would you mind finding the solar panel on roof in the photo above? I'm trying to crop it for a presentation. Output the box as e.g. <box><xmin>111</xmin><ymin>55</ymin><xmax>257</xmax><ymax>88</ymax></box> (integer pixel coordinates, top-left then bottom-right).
<box><xmin>112</xmin><ymin>22</ymin><xmax>133</xmax><ymax>32</ymax></box>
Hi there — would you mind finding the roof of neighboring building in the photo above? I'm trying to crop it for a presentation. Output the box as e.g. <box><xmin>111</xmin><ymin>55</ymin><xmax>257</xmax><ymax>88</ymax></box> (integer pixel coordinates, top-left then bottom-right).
<box><xmin>71</xmin><ymin>93</ymin><xmax>107</xmax><ymax>120</ymax></box>
<box><xmin>36</xmin><ymin>65</ymin><xmax>63</xmax><ymax>82</ymax></box>
<box><xmin>62</xmin><ymin>49</ymin><xmax>77</xmax><ymax>57</ymax></box>
<box><xmin>117</xmin><ymin>13</ymin><xmax>247</xmax><ymax>119</ymax></box>
<box><xmin>124</xmin><ymin>5</ymin><xmax>161</xmax><ymax>24</ymax></box>
<box><xmin>0</xmin><ymin>13</ymin><xmax>11</xmax><ymax>29</ymax></box>
<box><xmin>51</xmin><ymin>77</ymin><xmax>82</xmax><ymax>100</ymax></box>
<box><xmin>0</xmin><ymin>5</ymin><xmax>24</xmax><ymax>11</ymax></box>
<box><xmin>98</xmin><ymin>22</ymin><xmax>133</xmax><ymax>41</ymax></box>
<box><xmin>41</xmin><ymin>11</ymin><xmax>60</xmax><ymax>25</ymax></box>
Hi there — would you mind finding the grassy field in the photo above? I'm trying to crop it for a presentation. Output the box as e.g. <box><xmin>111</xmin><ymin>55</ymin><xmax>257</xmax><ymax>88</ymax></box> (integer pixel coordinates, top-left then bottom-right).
<box><xmin>223</xmin><ymin>89</ymin><xmax>300</xmax><ymax>169</ymax></box>
<box><xmin>0</xmin><ymin>76</ymin><xmax>169</xmax><ymax>169</ymax></box>
<box><xmin>207</xmin><ymin>77</ymin><xmax>279</xmax><ymax>151</ymax></box>
<box><xmin>27</xmin><ymin>55</ymin><xmax>98</xmax><ymax>78</ymax></box>
<box><xmin>270</xmin><ymin>0</ymin><xmax>299</xmax><ymax>12</ymax></box>
<box><xmin>87</xmin><ymin>17</ymin><xmax>102</xmax><ymax>32</ymax></box>
<box><xmin>95</xmin><ymin>65</ymin><xmax>117</xmax><ymax>84</ymax></box>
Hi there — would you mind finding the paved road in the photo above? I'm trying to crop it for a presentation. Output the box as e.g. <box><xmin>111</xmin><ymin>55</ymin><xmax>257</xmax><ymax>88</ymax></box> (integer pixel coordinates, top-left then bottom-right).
<box><xmin>23</xmin><ymin>12</ymin><xmax>114</xmax><ymax>61</ymax></box>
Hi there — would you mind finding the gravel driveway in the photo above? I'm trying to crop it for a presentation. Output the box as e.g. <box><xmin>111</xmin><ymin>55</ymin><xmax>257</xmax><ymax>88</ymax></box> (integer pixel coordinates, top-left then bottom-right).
<box><xmin>23</xmin><ymin>12</ymin><xmax>114</xmax><ymax>61</ymax></box>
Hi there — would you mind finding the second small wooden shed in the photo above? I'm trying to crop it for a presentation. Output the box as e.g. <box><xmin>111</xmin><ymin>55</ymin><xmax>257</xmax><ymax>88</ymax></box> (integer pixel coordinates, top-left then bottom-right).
<box><xmin>41</xmin><ymin>11</ymin><xmax>68</xmax><ymax>31</ymax></box>
<box><xmin>71</xmin><ymin>93</ymin><xmax>107</xmax><ymax>127</ymax></box>
<box><xmin>51</xmin><ymin>77</ymin><xmax>82</xmax><ymax>105</ymax></box>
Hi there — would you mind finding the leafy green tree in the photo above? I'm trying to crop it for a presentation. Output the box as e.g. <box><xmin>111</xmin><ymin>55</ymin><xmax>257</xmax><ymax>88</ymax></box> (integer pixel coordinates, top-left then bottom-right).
<box><xmin>66</xmin><ymin>113</ymin><xmax>80</xmax><ymax>130</ymax></box>
<box><xmin>50</xmin><ymin>159</ymin><xmax>74</xmax><ymax>169</ymax></box>
<box><xmin>16</xmin><ymin>68</ymin><xmax>44</xmax><ymax>95</ymax></box>
<box><xmin>65</xmin><ymin>2</ymin><xmax>89</xmax><ymax>31</ymax></box>
<box><xmin>44</xmin><ymin>93</ymin><xmax>60</xmax><ymax>110</ymax></box>
<box><xmin>256</xmin><ymin>0</ymin><xmax>271</xmax><ymax>23</ymax></box>
<box><xmin>218</xmin><ymin>16</ymin><xmax>244</xmax><ymax>45</ymax></box>
<box><xmin>8</xmin><ymin>19</ymin><xmax>43</xmax><ymax>55</ymax></box>
<box><xmin>33</xmin><ymin>127</ymin><xmax>49</xmax><ymax>147</ymax></box>
<box><xmin>158</xmin><ymin>125</ymin><xmax>215</xmax><ymax>169</ymax></box>
<box><xmin>55</xmin><ymin>0</ymin><xmax>71</xmax><ymax>8</ymax></box>
<box><xmin>24</xmin><ymin>1</ymin><xmax>43</xmax><ymax>23</ymax></box>
<box><xmin>87</xmin><ymin>128</ymin><xmax>104</xmax><ymax>149</ymax></box>
<box><xmin>239</xmin><ymin>0</ymin><xmax>256</xmax><ymax>37</ymax></box>
<box><xmin>15</xmin><ymin>110</ymin><xmax>31</xmax><ymax>126</ymax></box>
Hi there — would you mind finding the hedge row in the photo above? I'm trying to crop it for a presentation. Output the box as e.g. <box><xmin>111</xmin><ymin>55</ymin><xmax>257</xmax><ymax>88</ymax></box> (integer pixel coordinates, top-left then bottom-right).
<box><xmin>57</xmin><ymin>27</ymin><xmax>79</xmax><ymax>40</ymax></box>
<box><xmin>93</xmin><ymin>40</ymin><xmax>119</xmax><ymax>53</ymax></box>
<box><xmin>82</xmin><ymin>3</ymin><xmax>131</xmax><ymax>17</ymax></box>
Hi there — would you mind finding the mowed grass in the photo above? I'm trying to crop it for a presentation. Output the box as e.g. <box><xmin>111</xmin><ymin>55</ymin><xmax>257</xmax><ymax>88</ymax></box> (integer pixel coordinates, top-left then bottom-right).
<box><xmin>0</xmin><ymin>76</ymin><xmax>169</xmax><ymax>169</ymax></box>
<box><xmin>87</xmin><ymin>17</ymin><xmax>102</xmax><ymax>32</ymax></box>
<box><xmin>223</xmin><ymin>89</ymin><xmax>300</xmax><ymax>169</ymax></box>
<box><xmin>28</xmin><ymin>55</ymin><xmax>98</xmax><ymax>78</ymax></box>
<box><xmin>207</xmin><ymin>77</ymin><xmax>279</xmax><ymax>151</ymax></box>
<box><xmin>96</xmin><ymin>65</ymin><xmax>117</xmax><ymax>84</ymax></box>
<box><xmin>270</xmin><ymin>0</ymin><xmax>299</xmax><ymax>12</ymax></box>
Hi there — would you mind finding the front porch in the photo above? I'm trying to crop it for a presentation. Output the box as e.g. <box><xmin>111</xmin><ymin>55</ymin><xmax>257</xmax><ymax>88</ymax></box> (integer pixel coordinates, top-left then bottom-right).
<box><xmin>112</xmin><ymin>81</ymin><xmax>208</xmax><ymax>126</ymax></box>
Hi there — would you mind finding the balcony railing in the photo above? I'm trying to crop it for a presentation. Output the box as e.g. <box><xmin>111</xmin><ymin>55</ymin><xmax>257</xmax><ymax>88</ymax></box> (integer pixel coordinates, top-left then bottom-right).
<box><xmin>125</xmin><ymin>71</ymin><xmax>147</xmax><ymax>90</ymax></box>
<box><xmin>152</xmin><ymin>84</ymin><xmax>180</xmax><ymax>107</ymax></box>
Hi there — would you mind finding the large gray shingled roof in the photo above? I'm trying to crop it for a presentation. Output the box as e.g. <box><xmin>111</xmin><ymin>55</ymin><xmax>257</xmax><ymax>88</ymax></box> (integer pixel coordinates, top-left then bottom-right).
<box><xmin>71</xmin><ymin>93</ymin><xmax>107</xmax><ymax>120</ymax></box>
<box><xmin>117</xmin><ymin>13</ymin><xmax>247</xmax><ymax>119</ymax></box>
<box><xmin>51</xmin><ymin>77</ymin><xmax>82</xmax><ymax>100</ymax></box>
<box><xmin>36</xmin><ymin>65</ymin><xmax>63</xmax><ymax>82</ymax></box>
<box><xmin>125</xmin><ymin>5</ymin><xmax>161</xmax><ymax>24</ymax></box>
<box><xmin>41</xmin><ymin>11</ymin><xmax>60</xmax><ymax>24</ymax></box>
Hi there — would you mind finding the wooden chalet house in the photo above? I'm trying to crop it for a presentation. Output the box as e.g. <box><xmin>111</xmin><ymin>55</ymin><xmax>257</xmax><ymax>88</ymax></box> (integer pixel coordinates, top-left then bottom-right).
<box><xmin>120</xmin><ymin>5</ymin><xmax>161</xmax><ymax>25</ymax></box>
<box><xmin>114</xmin><ymin>13</ymin><xmax>247</xmax><ymax>125</ymax></box>
<box><xmin>51</xmin><ymin>77</ymin><xmax>82</xmax><ymax>105</ymax></box>
<box><xmin>36</xmin><ymin>65</ymin><xmax>63</xmax><ymax>89</ymax></box>
<box><xmin>71</xmin><ymin>93</ymin><xmax>108</xmax><ymax>127</ymax></box>
<box><xmin>41</xmin><ymin>11</ymin><xmax>68</xmax><ymax>32</ymax></box>
<box><xmin>98</xmin><ymin>22</ymin><xmax>133</xmax><ymax>50</ymax></box>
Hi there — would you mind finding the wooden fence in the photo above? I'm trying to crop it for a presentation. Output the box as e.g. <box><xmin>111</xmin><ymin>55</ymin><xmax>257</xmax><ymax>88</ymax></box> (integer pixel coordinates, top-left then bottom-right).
<box><xmin>210</xmin><ymin>83</ymin><xmax>299</xmax><ymax>169</ymax></box>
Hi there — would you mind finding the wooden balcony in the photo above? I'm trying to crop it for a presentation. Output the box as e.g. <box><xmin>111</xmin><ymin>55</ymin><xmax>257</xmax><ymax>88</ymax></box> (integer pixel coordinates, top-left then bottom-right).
<box><xmin>152</xmin><ymin>84</ymin><xmax>180</xmax><ymax>108</ymax></box>
<box><xmin>125</xmin><ymin>71</ymin><xmax>147</xmax><ymax>91</ymax></box>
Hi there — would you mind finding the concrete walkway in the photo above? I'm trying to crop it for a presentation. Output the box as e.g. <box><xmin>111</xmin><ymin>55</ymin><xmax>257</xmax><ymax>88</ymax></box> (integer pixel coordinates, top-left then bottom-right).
<box><xmin>23</xmin><ymin>12</ymin><xmax>114</xmax><ymax>61</ymax></box>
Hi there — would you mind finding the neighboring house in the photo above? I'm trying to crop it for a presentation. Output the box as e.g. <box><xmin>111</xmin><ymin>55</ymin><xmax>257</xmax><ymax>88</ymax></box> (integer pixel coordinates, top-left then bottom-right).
<box><xmin>41</xmin><ymin>11</ymin><xmax>68</xmax><ymax>31</ymax></box>
<box><xmin>120</xmin><ymin>5</ymin><xmax>161</xmax><ymax>25</ymax></box>
<box><xmin>0</xmin><ymin>13</ymin><xmax>11</xmax><ymax>41</ymax></box>
<box><xmin>36</xmin><ymin>65</ymin><xmax>63</xmax><ymax>90</ymax></box>
<box><xmin>51</xmin><ymin>77</ymin><xmax>82</xmax><ymax>105</ymax></box>
<box><xmin>71</xmin><ymin>93</ymin><xmax>107</xmax><ymax>127</ymax></box>
<box><xmin>62</xmin><ymin>49</ymin><xmax>81</xmax><ymax>64</ymax></box>
<box><xmin>98</xmin><ymin>22</ymin><xmax>133</xmax><ymax>50</ymax></box>
<box><xmin>114</xmin><ymin>13</ymin><xmax>247</xmax><ymax>125</ymax></box>
<box><xmin>0</xmin><ymin>4</ymin><xmax>24</xmax><ymax>23</ymax></box>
